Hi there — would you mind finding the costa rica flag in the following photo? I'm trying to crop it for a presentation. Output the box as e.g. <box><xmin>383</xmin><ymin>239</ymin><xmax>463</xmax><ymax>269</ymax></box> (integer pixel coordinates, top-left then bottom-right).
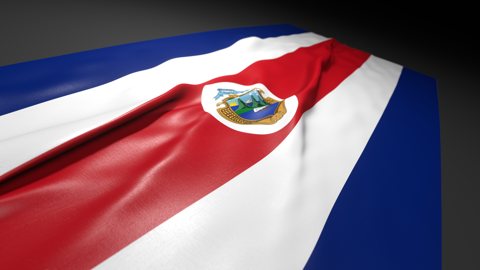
<box><xmin>0</xmin><ymin>25</ymin><xmax>440</xmax><ymax>269</ymax></box>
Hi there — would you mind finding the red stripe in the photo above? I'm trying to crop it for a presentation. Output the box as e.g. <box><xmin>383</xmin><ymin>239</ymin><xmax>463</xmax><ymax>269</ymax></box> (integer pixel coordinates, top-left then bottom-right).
<box><xmin>0</xmin><ymin>40</ymin><xmax>368</xmax><ymax>269</ymax></box>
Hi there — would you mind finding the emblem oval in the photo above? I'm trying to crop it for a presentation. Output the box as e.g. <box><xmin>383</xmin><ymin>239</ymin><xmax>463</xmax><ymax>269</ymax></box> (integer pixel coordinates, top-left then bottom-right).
<box><xmin>201</xmin><ymin>82</ymin><xmax>298</xmax><ymax>134</ymax></box>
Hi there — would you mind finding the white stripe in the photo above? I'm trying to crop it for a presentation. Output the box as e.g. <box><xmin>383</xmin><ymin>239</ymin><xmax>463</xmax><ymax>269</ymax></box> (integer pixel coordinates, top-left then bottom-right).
<box><xmin>0</xmin><ymin>32</ymin><xmax>327</xmax><ymax>176</ymax></box>
<box><xmin>95</xmin><ymin>56</ymin><xmax>402</xmax><ymax>270</ymax></box>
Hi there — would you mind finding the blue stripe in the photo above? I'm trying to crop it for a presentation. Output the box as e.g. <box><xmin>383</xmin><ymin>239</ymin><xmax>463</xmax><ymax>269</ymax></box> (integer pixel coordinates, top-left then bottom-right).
<box><xmin>305</xmin><ymin>68</ymin><xmax>441</xmax><ymax>269</ymax></box>
<box><xmin>0</xmin><ymin>25</ymin><xmax>305</xmax><ymax>115</ymax></box>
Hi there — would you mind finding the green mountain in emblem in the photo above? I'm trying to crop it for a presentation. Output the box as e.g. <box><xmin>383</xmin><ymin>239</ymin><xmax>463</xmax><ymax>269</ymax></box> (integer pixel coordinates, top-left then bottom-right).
<box><xmin>232</xmin><ymin>89</ymin><xmax>271</xmax><ymax>115</ymax></box>
<box><xmin>234</xmin><ymin>99</ymin><xmax>253</xmax><ymax>115</ymax></box>
<box><xmin>253</xmin><ymin>95</ymin><xmax>268</xmax><ymax>107</ymax></box>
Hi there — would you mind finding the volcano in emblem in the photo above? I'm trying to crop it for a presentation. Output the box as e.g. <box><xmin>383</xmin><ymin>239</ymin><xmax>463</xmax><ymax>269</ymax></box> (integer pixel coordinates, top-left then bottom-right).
<box><xmin>214</xmin><ymin>88</ymin><xmax>286</xmax><ymax>125</ymax></box>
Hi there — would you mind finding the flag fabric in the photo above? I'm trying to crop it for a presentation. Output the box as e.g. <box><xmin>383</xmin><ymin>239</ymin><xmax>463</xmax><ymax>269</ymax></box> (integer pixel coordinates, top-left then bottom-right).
<box><xmin>0</xmin><ymin>25</ymin><xmax>440</xmax><ymax>269</ymax></box>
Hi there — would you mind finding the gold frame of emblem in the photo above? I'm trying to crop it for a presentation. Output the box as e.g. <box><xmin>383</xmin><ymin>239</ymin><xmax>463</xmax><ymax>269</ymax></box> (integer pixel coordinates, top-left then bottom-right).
<box><xmin>215</xmin><ymin>88</ymin><xmax>287</xmax><ymax>125</ymax></box>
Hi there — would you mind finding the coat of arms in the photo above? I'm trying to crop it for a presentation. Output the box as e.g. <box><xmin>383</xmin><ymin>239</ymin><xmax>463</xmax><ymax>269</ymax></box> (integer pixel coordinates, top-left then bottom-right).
<box><xmin>201</xmin><ymin>82</ymin><xmax>297</xmax><ymax>134</ymax></box>
<box><xmin>214</xmin><ymin>88</ymin><xmax>286</xmax><ymax>125</ymax></box>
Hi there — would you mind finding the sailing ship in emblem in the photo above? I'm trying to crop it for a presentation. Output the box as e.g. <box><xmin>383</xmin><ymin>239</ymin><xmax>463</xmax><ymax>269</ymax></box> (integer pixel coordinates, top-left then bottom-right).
<box><xmin>214</xmin><ymin>87</ymin><xmax>286</xmax><ymax>125</ymax></box>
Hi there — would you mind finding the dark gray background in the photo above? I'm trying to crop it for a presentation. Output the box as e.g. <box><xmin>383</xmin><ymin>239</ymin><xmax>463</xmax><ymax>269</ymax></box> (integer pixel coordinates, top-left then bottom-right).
<box><xmin>0</xmin><ymin>1</ymin><xmax>478</xmax><ymax>269</ymax></box>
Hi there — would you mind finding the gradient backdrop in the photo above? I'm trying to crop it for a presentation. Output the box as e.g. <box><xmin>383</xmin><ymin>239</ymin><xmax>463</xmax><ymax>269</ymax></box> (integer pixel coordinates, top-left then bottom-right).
<box><xmin>0</xmin><ymin>1</ymin><xmax>478</xmax><ymax>269</ymax></box>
